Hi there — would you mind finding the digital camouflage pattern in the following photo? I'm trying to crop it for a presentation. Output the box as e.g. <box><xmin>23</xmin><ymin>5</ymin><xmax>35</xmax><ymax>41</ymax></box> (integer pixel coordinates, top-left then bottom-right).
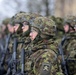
<box><xmin>64</xmin><ymin>16</ymin><xmax>76</xmax><ymax>27</ymax></box>
<box><xmin>30</xmin><ymin>12</ymin><xmax>42</xmax><ymax>19</ymax></box>
<box><xmin>14</xmin><ymin>11</ymin><xmax>42</xmax><ymax>24</ymax></box>
<box><xmin>48</xmin><ymin>16</ymin><xmax>56</xmax><ymax>22</ymax></box>
<box><xmin>29</xmin><ymin>36</ymin><xmax>64</xmax><ymax>75</ymax></box>
<box><xmin>62</xmin><ymin>17</ymin><xmax>76</xmax><ymax>75</ymax></box>
<box><xmin>48</xmin><ymin>16</ymin><xmax>64</xmax><ymax>38</ymax></box>
<box><xmin>1</xmin><ymin>11</ymin><xmax>76</xmax><ymax>75</ymax></box>
<box><xmin>12</xmin><ymin>12</ymin><xmax>42</xmax><ymax>73</ymax></box>
<box><xmin>32</xmin><ymin>17</ymin><xmax>56</xmax><ymax>38</ymax></box>
<box><xmin>14</xmin><ymin>12</ymin><xmax>31</xmax><ymax>23</ymax></box>
<box><xmin>62</xmin><ymin>33</ymin><xmax>76</xmax><ymax>75</ymax></box>
<box><xmin>26</xmin><ymin>17</ymin><xmax>64</xmax><ymax>75</ymax></box>
<box><xmin>12</xmin><ymin>12</ymin><xmax>33</xmax><ymax>71</ymax></box>
<box><xmin>55</xmin><ymin>17</ymin><xmax>64</xmax><ymax>31</ymax></box>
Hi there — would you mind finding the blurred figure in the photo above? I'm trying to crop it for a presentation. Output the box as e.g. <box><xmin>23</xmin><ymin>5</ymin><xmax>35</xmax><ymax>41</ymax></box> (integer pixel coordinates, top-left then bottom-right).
<box><xmin>61</xmin><ymin>16</ymin><xmax>76</xmax><ymax>75</ymax></box>
<box><xmin>0</xmin><ymin>25</ymin><xmax>7</xmax><ymax>75</ymax></box>
<box><xmin>0</xmin><ymin>25</ymin><xmax>5</xmax><ymax>44</ymax></box>
<box><xmin>2</xmin><ymin>17</ymin><xmax>11</xmax><ymax>35</ymax></box>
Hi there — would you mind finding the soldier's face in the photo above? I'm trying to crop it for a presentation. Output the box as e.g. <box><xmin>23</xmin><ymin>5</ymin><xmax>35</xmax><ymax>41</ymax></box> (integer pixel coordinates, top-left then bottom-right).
<box><xmin>22</xmin><ymin>22</ymin><xmax>29</xmax><ymax>33</ymax></box>
<box><xmin>7</xmin><ymin>24</ymin><xmax>14</xmax><ymax>33</ymax></box>
<box><xmin>29</xmin><ymin>30</ymin><xmax>38</xmax><ymax>41</ymax></box>
<box><xmin>63</xmin><ymin>24</ymin><xmax>69</xmax><ymax>32</ymax></box>
<box><xmin>14</xmin><ymin>24</ymin><xmax>20</xmax><ymax>32</ymax></box>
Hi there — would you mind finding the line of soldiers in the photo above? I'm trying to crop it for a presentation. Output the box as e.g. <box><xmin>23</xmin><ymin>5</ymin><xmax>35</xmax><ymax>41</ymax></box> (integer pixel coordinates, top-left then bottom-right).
<box><xmin>0</xmin><ymin>11</ymin><xmax>76</xmax><ymax>75</ymax></box>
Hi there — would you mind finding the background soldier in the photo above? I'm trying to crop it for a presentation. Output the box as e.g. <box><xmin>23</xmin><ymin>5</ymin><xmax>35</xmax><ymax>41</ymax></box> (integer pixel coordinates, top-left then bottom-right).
<box><xmin>61</xmin><ymin>16</ymin><xmax>76</xmax><ymax>75</ymax></box>
<box><xmin>2</xmin><ymin>18</ymin><xmax>11</xmax><ymax>35</ymax></box>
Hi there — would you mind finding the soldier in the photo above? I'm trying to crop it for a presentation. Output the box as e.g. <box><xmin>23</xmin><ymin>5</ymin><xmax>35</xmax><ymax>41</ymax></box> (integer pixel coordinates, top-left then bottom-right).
<box><xmin>3</xmin><ymin>15</ymin><xmax>23</xmax><ymax>74</ymax></box>
<box><xmin>48</xmin><ymin>16</ymin><xmax>56</xmax><ymax>22</ymax></box>
<box><xmin>0</xmin><ymin>26</ymin><xmax>8</xmax><ymax>75</ymax></box>
<box><xmin>0</xmin><ymin>25</ymin><xmax>5</xmax><ymax>54</ymax></box>
<box><xmin>63</xmin><ymin>20</ymin><xmax>76</xmax><ymax>33</ymax></box>
<box><xmin>13</xmin><ymin>11</ymin><xmax>43</xmax><ymax>74</ymax></box>
<box><xmin>61</xmin><ymin>16</ymin><xmax>76</xmax><ymax>75</ymax></box>
<box><xmin>2</xmin><ymin>18</ymin><xmax>11</xmax><ymax>35</ymax></box>
<box><xmin>48</xmin><ymin>16</ymin><xmax>65</xmax><ymax>38</ymax></box>
<box><xmin>28</xmin><ymin>17</ymin><xmax>64</xmax><ymax>75</ymax></box>
<box><xmin>0</xmin><ymin>12</ymin><xmax>31</xmax><ymax>74</ymax></box>
<box><xmin>9</xmin><ymin>11</ymin><xmax>35</xmax><ymax>74</ymax></box>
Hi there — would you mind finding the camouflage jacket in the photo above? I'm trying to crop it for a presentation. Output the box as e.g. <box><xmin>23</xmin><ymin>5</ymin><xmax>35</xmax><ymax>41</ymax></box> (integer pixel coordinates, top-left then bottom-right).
<box><xmin>61</xmin><ymin>32</ymin><xmax>76</xmax><ymax>75</ymax></box>
<box><xmin>26</xmin><ymin>38</ymin><xmax>64</xmax><ymax>75</ymax></box>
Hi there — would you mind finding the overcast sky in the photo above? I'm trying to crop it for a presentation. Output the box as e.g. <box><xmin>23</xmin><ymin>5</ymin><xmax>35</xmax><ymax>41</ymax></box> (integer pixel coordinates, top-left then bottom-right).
<box><xmin>0</xmin><ymin>0</ymin><xmax>55</xmax><ymax>23</ymax></box>
<box><xmin>0</xmin><ymin>0</ymin><xmax>28</xmax><ymax>23</ymax></box>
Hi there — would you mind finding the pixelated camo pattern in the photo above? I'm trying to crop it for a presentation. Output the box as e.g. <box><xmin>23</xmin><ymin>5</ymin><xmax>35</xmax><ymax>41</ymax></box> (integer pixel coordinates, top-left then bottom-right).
<box><xmin>14</xmin><ymin>12</ymin><xmax>31</xmax><ymax>23</ymax></box>
<box><xmin>30</xmin><ymin>48</ymin><xmax>64</xmax><ymax>75</ymax></box>
<box><xmin>13</xmin><ymin>11</ymin><xmax>42</xmax><ymax>23</ymax></box>
<box><xmin>30</xmin><ymin>49</ymin><xmax>57</xmax><ymax>75</ymax></box>
<box><xmin>65</xmin><ymin>16</ymin><xmax>76</xmax><ymax>27</ymax></box>
<box><xmin>32</xmin><ymin>17</ymin><xmax>56</xmax><ymax>36</ymax></box>
<box><xmin>66</xmin><ymin>39</ymin><xmax>76</xmax><ymax>58</ymax></box>
<box><xmin>64</xmin><ymin>33</ymin><xmax>76</xmax><ymax>75</ymax></box>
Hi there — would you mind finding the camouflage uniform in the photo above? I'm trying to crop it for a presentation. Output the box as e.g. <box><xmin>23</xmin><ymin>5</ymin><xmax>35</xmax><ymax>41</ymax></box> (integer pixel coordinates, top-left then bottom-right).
<box><xmin>0</xmin><ymin>25</ymin><xmax>7</xmax><ymax>53</ymax></box>
<box><xmin>3</xmin><ymin>15</ymin><xmax>24</xmax><ymax>73</ymax></box>
<box><xmin>14</xmin><ymin>11</ymin><xmax>42</xmax><ymax>71</ymax></box>
<box><xmin>27</xmin><ymin>17</ymin><xmax>64</xmax><ymax>75</ymax></box>
<box><xmin>0</xmin><ymin>26</ymin><xmax>5</xmax><ymax>55</ymax></box>
<box><xmin>48</xmin><ymin>16</ymin><xmax>65</xmax><ymax>73</ymax></box>
<box><xmin>13</xmin><ymin>12</ymin><xmax>36</xmax><ymax>72</ymax></box>
<box><xmin>49</xmin><ymin>16</ymin><xmax>64</xmax><ymax>44</ymax></box>
<box><xmin>61</xmin><ymin>17</ymin><xmax>76</xmax><ymax>75</ymax></box>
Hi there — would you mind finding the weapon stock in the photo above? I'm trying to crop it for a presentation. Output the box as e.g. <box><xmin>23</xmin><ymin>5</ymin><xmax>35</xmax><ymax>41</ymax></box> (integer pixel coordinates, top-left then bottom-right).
<box><xmin>58</xmin><ymin>36</ymin><xmax>68</xmax><ymax>75</ymax></box>
<box><xmin>0</xmin><ymin>34</ymin><xmax>10</xmax><ymax>74</ymax></box>
<box><xmin>12</xmin><ymin>38</ymin><xmax>17</xmax><ymax>75</ymax></box>
<box><xmin>21</xmin><ymin>48</ymin><xmax>25</xmax><ymax>75</ymax></box>
<box><xmin>6</xmin><ymin>38</ymin><xmax>18</xmax><ymax>75</ymax></box>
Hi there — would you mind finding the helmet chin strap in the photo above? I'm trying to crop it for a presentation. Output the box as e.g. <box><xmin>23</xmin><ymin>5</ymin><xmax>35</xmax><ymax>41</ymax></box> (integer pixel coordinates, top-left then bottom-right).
<box><xmin>22</xmin><ymin>29</ymin><xmax>30</xmax><ymax>37</ymax></box>
<box><xmin>69</xmin><ymin>25</ymin><xmax>75</xmax><ymax>32</ymax></box>
<box><xmin>15</xmin><ymin>23</ymin><xmax>22</xmax><ymax>35</ymax></box>
<box><xmin>22</xmin><ymin>25</ymin><xmax>31</xmax><ymax>37</ymax></box>
<box><xmin>32</xmin><ymin>34</ymin><xmax>42</xmax><ymax>44</ymax></box>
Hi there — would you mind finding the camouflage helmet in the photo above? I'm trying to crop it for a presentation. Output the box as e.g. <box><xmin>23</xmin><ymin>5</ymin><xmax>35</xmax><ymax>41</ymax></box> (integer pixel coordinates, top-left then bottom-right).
<box><xmin>2</xmin><ymin>18</ymin><xmax>11</xmax><ymax>25</ymax></box>
<box><xmin>30</xmin><ymin>13</ymin><xmax>42</xmax><ymax>19</ymax></box>
<box><xmin>8</xmin><ymin>16</ymin><xmax>16</xmax><ymax>26</ymax></box>
<box><xmin>64</xmin><ymin>16</ymin><xmax>76</xmax><ymax>30</ymax></box>
<box><xmin>14</xmin><ymin>11</ymin><xmax>31</xmax><ymax>23</ymax></box>
<box><xmin>55</xmin><ymin>17</ymin><xmax>64</xmax><ymax>31</ymax></box>
<box><xmin>32</xmin><ymin>17</ymin><xmax>56</xmax><ymax>38</ymax></box>
<box><xmin>48</xmin><ymin>16</ymin><xmax>56</xmax><ymax>22</ymax></box>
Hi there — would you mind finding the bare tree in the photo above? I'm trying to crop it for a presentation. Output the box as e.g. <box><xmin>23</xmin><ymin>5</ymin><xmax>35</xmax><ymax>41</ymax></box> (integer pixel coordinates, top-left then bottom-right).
<box><xmin>42</xmin><ymin>0</ymin><xmax>50</xmax><ymax>16</ymax></box>
<box><xmin>27</xmin><ymin>0</ymin><xmax>55</xmax><ymax>16</ymax></box>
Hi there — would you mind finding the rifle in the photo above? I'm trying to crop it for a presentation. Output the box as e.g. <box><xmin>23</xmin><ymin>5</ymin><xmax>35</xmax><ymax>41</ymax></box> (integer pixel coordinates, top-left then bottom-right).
<box><xmin>0</xmin><ymin>34</ymin><xmax>11</xmax><ymax>74</ymax></box>
<box><xmin>6</xmin><ymin>38</ymin><xmax>18</xmax><ymax>75</ymax></box>
<box><xmin>21</xmin><ymin>48</ymin><xmax>25</xmax><ymax>75</ymax></box>
<box><xmin>6</xmin><ymin>38</ymin><xmax>31</xmax><ymax>75</ymax></box>
<box><xmin>16</xmin><ymin>48</ymin><xmax>26</xmax><ymax>75</ymax></box>
<box><xmin>58</xmin><ymin>36</ymin><xmax>68</xmax><ymax>75</ymax></box>
<box><xmin>12</xmin><ymin>38</ymin><xmax>18</xmax><ymax>75</ymax></box>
